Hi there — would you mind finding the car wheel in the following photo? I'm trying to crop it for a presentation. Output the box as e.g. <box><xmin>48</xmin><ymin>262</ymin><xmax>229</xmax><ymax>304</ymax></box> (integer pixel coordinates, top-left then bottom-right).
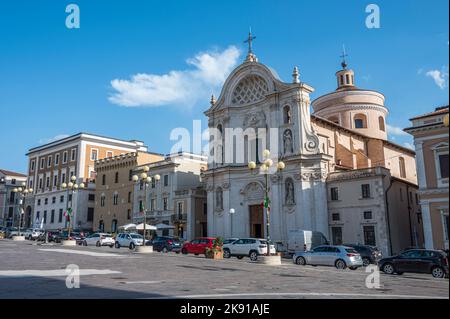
<box><xmin>223</xmin><ymin>249</ymin><xmax>231</xmax><ymax>259</ymax></box>
<box><xmin>236</xmin><ymin>256</ymin><xmax>244</xmax><ymax>260</ymax></box>
<box><xmin>109</xmin><ymin>245</ymin><xmax>114</xmax><ymax>248</ymax></box>
<box><xmin>115</xmin><ymin>242</ymin><xmax>120</xmax><ymax>249</ymax></box>
<box><xmin>162</xmin><ymin>247</ymin><xmax>168</xmax><ymax>253</ymax></box>
<box><xmin>96</xmin><ymin>241</ymin><xmax>101</xmax><ymax>247</ymax></box>
<box><xmin>362</xmin><ymin>258</ymin><xmax>371</xmax><ymax>267</ymax></box>
<box><xmin>335</xmin><ymin>259</ymin><xmax>347</xmax><ymax>270</ymax></box>
<box><xmin>83</xmin><ymin>240</ymin><xmax>87</xmax><ymax>246</ymax></box>
<box><xmin>396</xmin><ymin>272</ymin><xmax>404</xmax><ymax>275</ymax></box>
<box><xmin>194</xmin><ymin>253</ymin><xmax>199</xmax><ymax>256</ymax></box>
<box><xmin>431</xmin><ymin>266</ymin><xmax>445</xmax><ymax>279</ymax></box>
<box><xmin>349</xmin><ymin>266</ymin><xmax>358</xmax><ymax>270</ymax></box>
<box><xmin>181</xmin><ymin>248</ymin><xmax>188</xmax><ymax>255</ymax></box>
<box><xmin>382</xmin><ymin>263</ymin><xmax>395</xmax><ymax>275</ymax></box>
<box><xmin>249</xmin><ymin>251</ymin><xmax>258</xmax><ymax>262</ymax></box>
<box><xmin>296</xmin><ymin>256</ymin><xmax>306</xmax><ymax>265</ymax></box>
<box><xmin>129</xmin><ymin>243</ymin><xmax>135</xmax><ymax>250</ymax></box>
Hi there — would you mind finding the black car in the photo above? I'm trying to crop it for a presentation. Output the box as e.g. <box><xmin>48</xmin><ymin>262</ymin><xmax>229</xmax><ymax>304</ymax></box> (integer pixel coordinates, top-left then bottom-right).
<box><xmin>151</xmin><ymin>236</ymin><xmax>182</xmax><ymax>253</ymax></box>
<box><xmin>378</xmin><ymin>249</ymin><xmax>449</xmax><ymax>278</ymax></box>
<box><xmin>344</xmin><ymin>244</ymin><xmax>382</xmax><ymax>266</ymax></box>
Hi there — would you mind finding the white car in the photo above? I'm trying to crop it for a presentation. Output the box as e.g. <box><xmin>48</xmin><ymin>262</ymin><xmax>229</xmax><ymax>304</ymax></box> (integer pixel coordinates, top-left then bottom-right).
<box><xmin>24</xmin><ymin>228</ymin><xmax>45</xmax><ymax>240</ymax></box>
<box><xmin>82</xmin><ymin>233</ymin><xmax>115</xmax><ymax>247</ymax></box>
<box><xmin>115</xmin><ymin>233</ymin><xmax>146</xmax><ymax>249</ymax></box>
<box><xmin>223</xmin><ymin>238</ymin><xmax>276</xmax><ymax>261</ymax></box>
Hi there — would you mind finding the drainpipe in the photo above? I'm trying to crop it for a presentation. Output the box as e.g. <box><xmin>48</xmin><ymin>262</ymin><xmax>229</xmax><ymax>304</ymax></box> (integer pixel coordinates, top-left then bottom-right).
<box><xmin>384</xmin><ymin>173</ymin><xmax>394</xmax><ymax>256</ymax></box>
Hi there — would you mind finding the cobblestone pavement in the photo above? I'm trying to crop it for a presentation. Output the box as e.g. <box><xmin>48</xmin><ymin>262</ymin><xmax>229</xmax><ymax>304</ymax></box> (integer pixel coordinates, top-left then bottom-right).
<box><xmin>0</xmin><ymin>240</ymin><xmax>448</xmax><ymax>299</ymax></box>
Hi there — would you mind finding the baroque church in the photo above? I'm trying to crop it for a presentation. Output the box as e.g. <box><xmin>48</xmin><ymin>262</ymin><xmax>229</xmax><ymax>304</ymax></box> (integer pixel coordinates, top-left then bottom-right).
<box><xmin>202</xmin><ymin>35</ymin><xmax>422</xmax><ymax>255</ymax></box>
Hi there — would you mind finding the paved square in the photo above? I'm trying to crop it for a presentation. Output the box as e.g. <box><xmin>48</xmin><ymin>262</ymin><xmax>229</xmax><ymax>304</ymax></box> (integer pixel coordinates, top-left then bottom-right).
<box><xmin>0</xmin><ymin>240</ymin><xmax>448</xmax><ymax>299</ymax></box>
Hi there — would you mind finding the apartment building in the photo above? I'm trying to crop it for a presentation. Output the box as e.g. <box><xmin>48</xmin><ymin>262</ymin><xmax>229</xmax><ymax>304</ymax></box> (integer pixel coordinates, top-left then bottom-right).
<box><xmin>26</xmin><ymin>133</ymin><xmax>148</xmax><ymax>231</ymax></box>
<box><xmin>405</xmin><ymin>106</ymin><xmax>449</xmax><ymax>250</ymax></box>
<box><xmin>133</xmin><ymin>152</ymin><xmax>207</xmax><ymax>240</ymax></box>
<box><xmin>0</xmin><ymin>170</ymin><xmax>28</xmax><ymax>227</ymax></box>
<box><xmin>93</xmin><ymin>151</ymin><xmax>163</xmax><ymax>233</ymax></box>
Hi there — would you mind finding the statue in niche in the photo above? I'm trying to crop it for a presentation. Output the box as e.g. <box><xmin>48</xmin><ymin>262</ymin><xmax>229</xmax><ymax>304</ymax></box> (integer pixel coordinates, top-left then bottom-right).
<box><xmin>283</xmin><ymin>129</ymin><xmax>294</xmax><ymax>154</ymax></box>
<box><xmin>216</xmin><ymin>188</ymin><xmax>223</xmax><ymax>210</ymax></box>
<box><xmin>285</xmin><ymin>179</ymin><xmax>295</xmax><ymax>205</ymax></box>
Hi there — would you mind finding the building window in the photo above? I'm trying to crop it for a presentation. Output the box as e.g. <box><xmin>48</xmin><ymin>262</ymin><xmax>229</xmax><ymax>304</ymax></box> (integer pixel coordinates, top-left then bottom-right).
<box><xmin>98</xmin><ymin>220</ymin><xmax>104</xmax><ymax>232</ymax></box>
<box><xmin>378</xmin><ymin>116</ymin><xmax>385</xmax><ymax>132</ymax></box>
<box><xmin>87</xmin><ymin>208</ymin><xmax>94</xmax><ymax>222</ymax></box>
<box><xmin>363</xmin><ymin>226</ymin><xmax>376</xmax><ymax>246</ymax></box>
<box><xmin>52</xmin><ymin>197</ymin><xmax>56</xmax><ymax>204</ymax></box>
<box><xmin>151</xmin><ymin>198</ymin><xmax>156</xmax><ymax>211</ymax></box>
<box><xmin>53</xmin><ymin>175</ymin><xmax>58</xmax><ymax>187</ymax></box>
<box><xmin>43</xmin><ymin>211</ymin><xmax>47</xmax><ymax>224</ymax></box>
<box><xmin>47</xmin><ymin>156</ymin><xmax>52</xmax><ymax>168</ymax></box>
<box><xmin>129</xmin><ymin>170</ymin><xmax>133</xmax><ymax>181</ymax></box>
<box><xmin>88</xmin><ymin>194</ymin><xmax>95</xmax><ymax>201</ymax></box>
<box><xmin>58</xmin><ymin>209</ymin><xmax>63</xmax><ymax>223</ymax></box>
<box><xmin>62</xmin><ymin>151</ymin><xmax>68</xmax><ymax>164</ymax></box>
<box><xmin>164</xmin><ymin>175</ymin><xmax>169</xmax><ymax>187</ymax></box>
<box><xmin>111</xmin><ymin>219</ymin><xmax>118</xmax><ymax>233</ymax></box>
<box><xmin>37</xmin><ymin>199</ymin><xmax>41</xmax><ymax>206</ymax></box>
<box><xmin>330</xmin><ymin>187</ymin><xmax>339</xmax><ymax>201</ymax></box>
<box><xmin>443</xmin><ymin>214</ymin><xmax>449</xmax><ymax>241</ymax></box>
<box><xmin>55</xmin><ymin>154</ymin><xmax>60</xmax><ymax>166</ymax></box>
<box><xmin>44</xmin><ymin>198</ymin><xmax>48</xmax><ymax>205</ymax></box>
<box><xmin>100</xmin><ymin>195</ymin><xmax>105</xmax><ymax>207</ymax></box>
<box><xmin>151</xmin><ymin>179</ymin><xmax>156</xmax><ymax>188</ymax></box>
<box><xmin>68</xmin><ymin>194</ymin><xmax>72</xmax><ymax>202</ymax></box>
<box><xmin>332</xmin><ymin>213</ymin><xmax>340</xmax><ymax>221</ymax></box>
<box><xmin>40</xmin><ymin>158</ymin><xmax>45</xmax><ymax>169</ymax></box>
<box><xmin>71</xmin><ymin>149</ymin><xmax>77</xmax><ymax>161</ymax></box>
<box><xmin>438</xmin><ymin>154</ymin><xmax>449</xmax><ymax>179</ymax></box>
<box><xmin>61</xmin><ymin>173</ymin><xmax>66</xmax><ymax>184</ymax></box>
<box><xmin>60</xmin><ymin>195</ymin><xmax>64</xmax><ymax>203</ymax></box>
<box><xmin>128</xmin><ymin>192</ymin><xmax>132</xmax><ymax>203</ymax></box>
<box><xmin>31</xmin><ymin>160</ymin><xmax>35</xmax><ymax>171</ymax></box>
<box><xmin>9</xmin><ymin>192</ymin><xmax>15</xmax><ymax>204</ymax></box>
<box><xmin>361</xmin><ymin>184</ymin><xmax>371</xmax><ymax>199</ymax></box>
<box><xmin>163</xmin><ymin>197</ymin><xmax>168</xmax><ymax>210</ymax></box>
<box><xmin>178</xmin><ymin>202</ymin><xmax>183</xmax><ymax>214</ymax></box>
<box><xmin>331</xmin><ymin>227</ymin><xmax>342</xmax><ymax>245</ymax></box>
<box><xmin>50</xmin><ymin>210</ymin><xmax>55</xmax><ymax>223</ymax></box>
<box><xmin>139</xmin><ymin>200</ymin><xmax>143</xmax><ymax>212</ymax></box>
<box><xmin>107</xmin><ymin>151</ymin><xmax>113</xmax><ymax>158</ymax></box>
<box><xmin>399</xmin><ymin>157</ymin><xmax>406</xmax><ymax>178</ymax></box>
<box><xmin>364</xmin><ymin>211</ymin><xmax>373</xmax><ymax>220</ymax></box>
<box><xmin>354</xmin><ymin>114</ymin><xmax>367</xmax><ymax>129</ymax></box>
<box><xmin>90</xmin><ymin>149</ymin><xmax>98</xmax><ymax>161</ymax></box>
<box><xmin>203</xmin><ymin>203</ymin><xmax>207</xmax><ymax>215</ymax></box>
<box><xmin>113</xmin><ymin>193</ymin><xmax>118</xmax><ymax>205</ymax></box>
<box><xmin>102</xmin><ymin>174</ymin><xmax>106</xmax><ymax>186</ymax></box>
<box><xmin>115</xmin><ymin>172</ymin><xmax>119</xmax><ymax>184</ymax></box>
<box><xmin>127</xmin><ymin>209</ymin><xmax>131</xmax><ymax>220</ymax></box>
<box><xmin>39</xmin><ymin>178</ymin><xmax>43</xmax><ymax>189</ymax></box>
<box><xmin>46</xmin><ymin>176</ymin><xmax>50</xmax><ymax>188</ymax></box>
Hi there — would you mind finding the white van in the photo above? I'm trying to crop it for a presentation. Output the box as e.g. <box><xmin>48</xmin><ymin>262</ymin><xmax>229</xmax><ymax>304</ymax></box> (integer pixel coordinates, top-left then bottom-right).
<box><xmin>287</xmin><ymin>230</ymin><xmax>329</xmax><ymax>254</ymax></box>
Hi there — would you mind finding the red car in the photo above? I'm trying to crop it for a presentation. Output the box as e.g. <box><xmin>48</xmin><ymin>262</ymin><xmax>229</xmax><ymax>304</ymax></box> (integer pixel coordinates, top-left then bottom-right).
<box><xmin>181</xmin><ymin>237</ymin><xmax>216</xmax><ymax>255</ymax></box>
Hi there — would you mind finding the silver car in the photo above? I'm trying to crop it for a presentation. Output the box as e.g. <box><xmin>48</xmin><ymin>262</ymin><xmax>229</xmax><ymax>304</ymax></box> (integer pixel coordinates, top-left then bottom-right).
<box><xmin>293</xmin><ymin>245</ymin><xmax>363</xmax><ymax>270</ymax></box>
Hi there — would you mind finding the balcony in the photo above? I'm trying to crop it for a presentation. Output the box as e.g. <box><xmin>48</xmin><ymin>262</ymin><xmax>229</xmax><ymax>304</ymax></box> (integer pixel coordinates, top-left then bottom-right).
<box><xmin>172</xmin><ymin>213</ymin><xmax>187</xmax><ymax>223</ymax></box>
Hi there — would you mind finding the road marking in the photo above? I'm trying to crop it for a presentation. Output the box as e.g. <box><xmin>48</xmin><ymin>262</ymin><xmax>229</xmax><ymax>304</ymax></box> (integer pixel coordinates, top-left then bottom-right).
<box><xmin>153</xmin><ymin>292</ymin><xmax>448</xmax><ymax>299</ymax></box>
<box><xmin>121</xmin><ymin>280</ymin><xmax>164</xmax><ymax>284</ymax></box>
<box><xmin>0</xmin><ymin>269</ymin><xmax>121</xmax><ymax>277</ymax></box>
<box><xmin>38</xmin><ymin>248</ymin><xmax>122</xmax><ymax>257</ymax></box>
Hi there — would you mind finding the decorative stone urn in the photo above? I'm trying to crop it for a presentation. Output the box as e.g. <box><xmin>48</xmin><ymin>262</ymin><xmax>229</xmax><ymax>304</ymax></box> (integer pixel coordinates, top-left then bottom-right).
<box><xmin>61</xmin><ymin>239</ymin><xmax>77</xmax><ymax>246</ymax></box>
<box><xmin>12</xmin><ymin>235</ymin><xmax>26</xmax><ymax>241</ymax></box>
<box><xmin>257</xmin><ymin>255</ymin><xmax>282</xmax><ymax>266</ymax></box>
<box><xmin>135</xmin><ymin>245</ymin><xmax>153</xmax><ymax>254</ymax></box>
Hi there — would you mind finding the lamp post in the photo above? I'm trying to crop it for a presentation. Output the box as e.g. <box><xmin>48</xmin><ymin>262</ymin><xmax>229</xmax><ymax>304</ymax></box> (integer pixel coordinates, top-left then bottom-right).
<box><xmin>12</xmin><ymin>182</ymin><xmax>33</xmax><ymax>240</ymax></box>
<box><xmin>132</xmin><ymin>166</ymin><xmax>160</xmax><ymax>246</ymax></box>
<box><xmin>229</xmin><ymin>208</ymin><xmax>235</xmax><ymax>238</ymax></box>
<box><xmin>61</xmin><ymin>175</ymin><xmax>85</xmax><ymax>242</ymax></box>
<box><xmin>248</xmin><ymin>149</ymin><xmax>285</xmax><ymax>256</ymax></box>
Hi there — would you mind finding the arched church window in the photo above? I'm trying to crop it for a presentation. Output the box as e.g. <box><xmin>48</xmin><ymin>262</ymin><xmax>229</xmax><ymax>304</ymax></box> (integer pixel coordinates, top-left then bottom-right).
<box><xmin>232</xmin><ymin>75</ymin><xmax>269</xmax><ymax>105</ymax></box>
<box><xmin>283</xmin><ymin>105</ymin><xmax>292</xmax><ymax>124</ymax></box>
<box><xmin>354</xmin><ymin>114</ymin><xmax>367</xmax><ymax>129</ymax></box>
<box><xmin>378</xmin><ymin>116</ymin><xmax>385</xmax><ymax>132</ymax></box>
<box><xmin>399</xmin><ymin>157</ymin><xmax>406</xmax><ymax>178</ymax></box>
<box><xmin>285</xmin><ymin>178</ymin><xmax>295</xmax><ymax>205</ymax></box>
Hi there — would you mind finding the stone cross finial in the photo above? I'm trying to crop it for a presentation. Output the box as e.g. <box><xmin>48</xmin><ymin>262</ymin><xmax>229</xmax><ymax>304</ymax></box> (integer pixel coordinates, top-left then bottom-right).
<box><xmin>292</xmin><ymin>66</ymin><xmax>300</xmax><ymax>83</ymax></box>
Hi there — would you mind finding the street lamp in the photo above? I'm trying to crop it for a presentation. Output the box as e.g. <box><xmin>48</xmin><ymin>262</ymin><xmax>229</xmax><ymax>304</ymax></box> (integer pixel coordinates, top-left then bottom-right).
<box><xmin>12</xmin><ymin>182</ymin><xmax>33</xmax><ymax>239</ymax></box>
<box><xmin>229</xmin><ymin>208</ymin><xmax>235</xmax><ymax>238</ymax></box>
<box><xmin>247</xmin><ymin>149</ymin><xmax>285</xmax><ymax>256</ymax></box>
<box><xmin>61</xmin><ymin>175</ymin><xmax>85</xmax><ymax>241</ymax></box>
<box><xmin>132</xmin><ymin>166</ymin><xmax>160</xmax><ymax>246</ymax></box>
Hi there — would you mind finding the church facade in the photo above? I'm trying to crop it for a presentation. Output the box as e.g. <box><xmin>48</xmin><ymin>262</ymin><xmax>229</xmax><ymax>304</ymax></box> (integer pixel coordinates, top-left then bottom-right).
<box><xmin>201</xmin><ymin>43</ymin><xmax>422</xmax><ymax>254</ymax></box>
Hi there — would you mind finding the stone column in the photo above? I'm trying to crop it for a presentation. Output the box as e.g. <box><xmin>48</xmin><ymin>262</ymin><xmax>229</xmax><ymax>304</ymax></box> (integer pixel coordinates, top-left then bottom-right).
<box><xmin>421</xmin><ymin>202</ymin><xmax>434</xmax><ymax>249</ymax></box>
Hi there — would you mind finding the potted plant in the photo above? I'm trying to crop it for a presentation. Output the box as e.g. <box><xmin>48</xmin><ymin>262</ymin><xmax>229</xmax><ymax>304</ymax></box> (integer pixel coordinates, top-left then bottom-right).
<box><xmin>205</xmin><ymin>237</ymin><xmax>224</xmax><ymax>259</ymax></box>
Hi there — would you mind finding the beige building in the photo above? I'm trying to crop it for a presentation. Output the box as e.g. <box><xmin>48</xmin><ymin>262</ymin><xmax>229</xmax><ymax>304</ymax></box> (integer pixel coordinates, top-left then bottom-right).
<box><xmin>0</xmin><ymin>170</ymin><xmax>28</xmax><ymax>227</ymax></box>
<box><xmin>133</xmin><ymin>152</ymin><xmax>207</xmax><ymax>240</ymax></box>
<box><xmin>26</xmin><ymin>133</ymin><xmax>149</xmax><ymax>231</ymax></box>
<box><xmin>93</xmin><ymin>151</ymin><xmax>163</xmax><ymax>233</ymax></box>
<box><xmin>405</xmin><ymin>106</ymin><xmax>449</xmax><ymax>250</ymax></box>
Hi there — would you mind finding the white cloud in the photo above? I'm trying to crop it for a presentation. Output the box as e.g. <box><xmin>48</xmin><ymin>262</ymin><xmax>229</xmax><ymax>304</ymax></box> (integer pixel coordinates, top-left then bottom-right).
<box><xmin>425</xmin><ymin>66</ymin><xmax>449</xmax><ymax>89</ymax></box>
<box><xmin>403</xmin><ymin>142</ymin><xmax>414</xmax><ymax>150</ymax></box>
<box><xmin>38</xmin><ymin>134</ymin><xmax>70</xmax><ymax>144</ymax></box>
<box><xmin>108</xmin><ymin>46</ymin><xmax>241</xmax><ymax>108</ymax></box>
<box><xmin>386</xmin><ymin>124</ymin><xmax>408</xmax><ymax>137</ymax></box>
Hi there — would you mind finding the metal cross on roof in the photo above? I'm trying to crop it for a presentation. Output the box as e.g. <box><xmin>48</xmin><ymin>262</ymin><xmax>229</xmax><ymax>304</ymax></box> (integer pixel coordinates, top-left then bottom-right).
<box><xmin>244</xmin><ymin>29</ymin><xmax>256</xmax><ymax>54</ymax></box>
<box><xmin>340</xmin><ymin>44</ymin><xmax>348</xmax><ymax>69</ymax></box>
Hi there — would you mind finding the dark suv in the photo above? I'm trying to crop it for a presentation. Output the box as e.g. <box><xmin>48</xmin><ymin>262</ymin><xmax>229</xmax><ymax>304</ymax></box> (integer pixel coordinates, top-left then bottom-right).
<box><xmin>378</xmin><ymin>249</ymin><xmax>449</xmax><ymax>278</ymax></box>
<box><xmin>344</xmin><ymin>244</ymin><xmax>382</xmax><ymax>266</ymax></box>
<box><xmin>152</xmin><ymin>236</ymin><xmax>182</xmax><ymax>253</ymax></box>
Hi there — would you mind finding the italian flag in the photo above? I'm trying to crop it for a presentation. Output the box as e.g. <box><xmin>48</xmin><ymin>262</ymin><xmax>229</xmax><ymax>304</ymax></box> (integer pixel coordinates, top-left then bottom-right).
<box><xmin>64</xmin><ymin>208</ymin><xmax>73</xmax><ymax>221</ymax></box>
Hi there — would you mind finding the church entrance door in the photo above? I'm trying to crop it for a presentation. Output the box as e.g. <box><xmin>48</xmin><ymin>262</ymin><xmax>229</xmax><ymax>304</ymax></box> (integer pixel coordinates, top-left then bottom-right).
<box><xmin>249</xmin><ymin>205</ymin><xmax>264</xmax><ymax>238</ymax></box>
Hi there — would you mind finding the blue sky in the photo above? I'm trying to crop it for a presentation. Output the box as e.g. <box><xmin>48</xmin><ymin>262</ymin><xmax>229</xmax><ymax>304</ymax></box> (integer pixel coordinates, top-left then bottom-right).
<box><xmin>0</xmin><ymin>0</ymin><xmax>448</xmax><ymax>172</ymax></box>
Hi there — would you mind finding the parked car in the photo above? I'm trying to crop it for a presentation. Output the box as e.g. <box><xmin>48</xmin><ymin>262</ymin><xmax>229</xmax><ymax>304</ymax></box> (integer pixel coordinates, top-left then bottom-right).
<box><xmin>181</xmin><ymin>237</ymin><xmax>216</xmax><ymax>256</ymax></box>
<box><xmin>223</xmin><ymin>238</ymin><xmax>239</xmax><ymax>245</ymax></box>
<box><xmin>115</xmin><ymin>233</ymin><xmax>145</xmax><ymax>249</ymax></box>
<box><xmin>152</xmin><ymin>236</ymin><xmax>182</xmax><ymax>253</ymax></box>
<box><xmin>6</xmin><ymin>227</ymin><xmax>20</xmax><ymax>238</ymax></box>
<box><xmin>344</xmin><ymin>244</ymin><xmax>382</xmax><ymax>266</ymax></box>
<box><xmin>53</xmin><ymin>231</ymin><xmax>84</xmax><ymax>243</ymax></box>
<box><xmin>378</xmin><ymin>249</ymin><xmax>449</xmax><ymax>278</ymax></box>
<box><xmin>223</xmin><ymin>238</ymin><xmax>276</xmax><ymax>261</ymax></box>
<box><xmin>23</xmin><ymin>228</ymin><xmax>45</xmax><ymax>240</ymax></box>
<box><xmin>293</xmin><ymin>245</ymin><xmax>363</xmax><ymax>270</ymax></box>
<box><xmin>82</xmin><ymin>233</ymin><xmax>115</xmax><ymax>247</ymax></box>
